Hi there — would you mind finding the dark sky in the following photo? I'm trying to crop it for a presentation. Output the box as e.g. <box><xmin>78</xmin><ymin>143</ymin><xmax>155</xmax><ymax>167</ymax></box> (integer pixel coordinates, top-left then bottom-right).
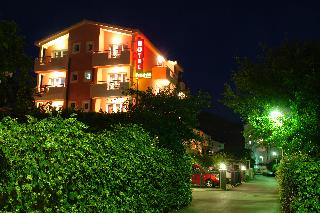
<box><xmin>2</xmin><ymin>1</ymin><xmax>320</xmax><ymax>122</ymax></box>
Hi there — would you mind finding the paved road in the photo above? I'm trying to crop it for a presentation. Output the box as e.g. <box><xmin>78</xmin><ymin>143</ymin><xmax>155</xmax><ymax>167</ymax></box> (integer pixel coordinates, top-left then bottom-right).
<box><xmin>179</xmin><ymin>175</ymin><xmax>280</xmax><ymax>213</ymax></box>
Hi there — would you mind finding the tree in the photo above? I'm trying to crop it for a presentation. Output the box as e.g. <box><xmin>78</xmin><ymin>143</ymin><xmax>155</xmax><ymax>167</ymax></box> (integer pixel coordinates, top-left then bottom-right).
<box><xmin>125</xmin><ymin>88</ymin><xmax>211</xmax><ymax>154</ymax></box>
<box><xmin>223</xmin><ymin>41</ymin><xmax>320</xmax><ymax>157</ymax></box>
<box><xmin>0</xmin><ymin>20</ymin><xmax>34</xmax><ymax>111</ymax></box>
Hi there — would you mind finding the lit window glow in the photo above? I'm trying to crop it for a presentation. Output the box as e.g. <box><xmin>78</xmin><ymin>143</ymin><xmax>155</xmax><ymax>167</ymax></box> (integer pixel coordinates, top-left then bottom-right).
<box><xmin>111</xmin><ymin>37</ymin><xmax>122</xmax><ymax>45</ymax></box>
<box><xmin>52</xmin><ymin>101</ymin><xmax>64</xmax><ymax>109</ymax></box>
<box><xmin>157</xmin><ymin>55</ymin><xmax>165</xmax><ymax>65</ymax></box>
<box><xmin>178</xmin><ymin>92</ymin><xmax>186</xmax><ymax>99</ymax></box>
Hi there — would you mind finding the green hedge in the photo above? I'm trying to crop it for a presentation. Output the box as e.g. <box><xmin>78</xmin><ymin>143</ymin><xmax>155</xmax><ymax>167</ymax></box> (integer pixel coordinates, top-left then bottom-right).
<box><xmin>0</xmin><ymin>116</ymin><xmax>192</xmax><ymax>212</ymax></box>
<box><xmin>277</xmin><ymin>154</ymin><xmax>320</xmax><ymax>212</ymax></box>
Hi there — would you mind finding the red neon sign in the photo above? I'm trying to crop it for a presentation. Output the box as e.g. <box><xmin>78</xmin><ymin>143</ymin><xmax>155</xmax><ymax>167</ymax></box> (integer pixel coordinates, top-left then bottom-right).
<box><xmin>136</xmin><ymin>38</ymin><xmax>144</xmax><ymax>71</ymax></box>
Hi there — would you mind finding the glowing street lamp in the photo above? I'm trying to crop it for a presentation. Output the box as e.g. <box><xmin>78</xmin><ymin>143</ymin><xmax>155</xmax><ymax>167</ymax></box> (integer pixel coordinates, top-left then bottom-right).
<box><xmin>219</xmin><ymin>163</ymin><xmax>227</xmax><ymax>190</ymax></box>
<box><xmin>269</xmin><ymin>109</ymin><xmax>283</xmax><ymax>126</ymax></box>
<box><xmin>259</xmin><ymin>155</ymin><xmax>264</xmax><ymax>162</ymax></box>
<box><xmin>272</xmin><ymin>151</ymin><xmax>278</xmax><ymax>164</ymax></box>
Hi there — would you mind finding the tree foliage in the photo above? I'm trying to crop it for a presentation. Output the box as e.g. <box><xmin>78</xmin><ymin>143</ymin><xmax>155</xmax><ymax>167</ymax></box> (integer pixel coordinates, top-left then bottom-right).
<box><xmin>277</xmin><ymin>154</ymin><xmax>320</xmax><ymax>212</ymax></box>
<box><xmin>223</xmin><ymin>41</ymin><xmax>320</xmax><ymax>156</ymax></box>
<box><xmin>0</xmin><ymin>116</ymin><xmax>192</xmax><ymax>212</ymax></box>
<box><xmin>223</xmin><ymin>41</ymin><xmax>320</xmax><ymax>212</ymax></box>
<box><xmin>126</xmin><ymin>88</ymin><xmax>211</xmax><ymax>154</ymax></box>
<box><xmin>0</xmin><ymin>20</ymin><xmax>34</xmax><ymax>111</ymax></box>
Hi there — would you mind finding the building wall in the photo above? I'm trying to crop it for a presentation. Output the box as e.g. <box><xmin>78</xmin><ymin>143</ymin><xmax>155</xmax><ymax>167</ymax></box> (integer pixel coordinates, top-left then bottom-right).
<box><xmin>67</xmin><ymin>24</ymin><xmax>100</xmax><ymax>107</ymax></box>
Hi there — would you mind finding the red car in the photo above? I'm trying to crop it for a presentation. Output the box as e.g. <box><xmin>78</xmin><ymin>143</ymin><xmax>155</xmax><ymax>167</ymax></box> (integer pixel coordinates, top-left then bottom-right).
<box><xmin>192</xmin><ymin>164</ymin><xmax>220</xmax><ymax>187</ymax></box>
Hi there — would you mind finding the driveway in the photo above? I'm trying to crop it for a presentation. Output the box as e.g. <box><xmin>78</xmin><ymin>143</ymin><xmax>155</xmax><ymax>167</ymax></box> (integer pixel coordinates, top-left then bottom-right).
<box><xmin>179</xmin><ymin>175</ymin><xmax>280</xmax><ymax>213</ymax></box>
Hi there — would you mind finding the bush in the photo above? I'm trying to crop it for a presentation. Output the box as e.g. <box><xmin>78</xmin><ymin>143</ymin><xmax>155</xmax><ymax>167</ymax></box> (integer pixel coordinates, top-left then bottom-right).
<box><xmin>0</xmin><ymin>116</ymin><xmax>192</xmax><ymax>212</ymax></box>
<box><xmin>277</xmin><ymin>154</ymin><xmax>320</xmax><ymax>212</ymax></box>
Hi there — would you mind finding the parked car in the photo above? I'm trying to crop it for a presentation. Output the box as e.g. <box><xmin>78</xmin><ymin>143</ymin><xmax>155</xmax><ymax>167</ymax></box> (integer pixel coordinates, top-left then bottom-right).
<box><xmin>263</xmin><ymin>170</ymin><xmax>275</xmax><ymax>177</ymax></box>
<box><xmin>192</xmin><ymin>164</ymin><xmax>220</xmax><ymax>187</ymax></box>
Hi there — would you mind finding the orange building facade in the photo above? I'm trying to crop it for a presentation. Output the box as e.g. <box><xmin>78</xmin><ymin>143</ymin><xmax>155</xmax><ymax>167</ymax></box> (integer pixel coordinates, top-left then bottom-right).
<box><xmin>34</xmin><ymin>20</ymin><xmax>183</xmax><ymax>112</ymax></box>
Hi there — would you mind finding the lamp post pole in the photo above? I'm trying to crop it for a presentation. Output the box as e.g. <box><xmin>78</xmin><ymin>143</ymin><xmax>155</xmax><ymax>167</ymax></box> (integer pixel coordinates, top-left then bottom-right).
<box><xmin>136</xmin><ymin>77</ymin><xmax>139</xmax><ymax>105</ymax></box>
<box><xmin>219</xmin><ymin>163</ymin><xmax>227</xmax><ymax>190</ymax></box>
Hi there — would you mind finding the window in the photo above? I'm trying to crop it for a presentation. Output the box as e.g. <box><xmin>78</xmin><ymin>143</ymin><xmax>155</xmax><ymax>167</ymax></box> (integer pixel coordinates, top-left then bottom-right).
<box><xmin>84</xmin><ymin>70</ymin><xmax>92</xmax><ymax>81</ymax></box>
<box><xmin>71</xmin><ymin>72</ymin><xmax>78</xmax><ymax>82</ymax></box>
<box><xmin>53</xmin><ymin>50</ymin><xmax>68</xmax><ymax>58</ymax></box>
<box><xmin>69</xmin><ymin>102</ymin><xmax>76</xmax><ymax>109</ymax></box>
<box><xmin>107</xmin><ymin>73</ymin><xmax>127</xmax><ymax>89</ymax></box>
<box><xmin>48</xmin><ymin>77</ymin><xmax>65</xmax><ymax>87</ymax></box>
<box><xmin>37</xmin><ymin>102</ymin><xmax>43</xmax><ymax>108</ymax></box>
<box><xmin>86</xmin><ymin>41</ymin><xmax>93</xmax><ymax>52</ymax></box>
<box><xmin>106</xmin><ymin>103</ymin><xmax>124</xmax><ymax>113</ymax></box>
<box><xmin>72</xmin><ymin>43</ymin><xmax>80</xmax><ymax>54</ymax></box>
<box><xmin>108</xmin><ymin>44</ymin><xmax>126</xmax><ymax>58</ymax></box>
<box><xmin>82</xmin><ymin>101</ymin><xmax>90</xmax><ymax>112</ymax></box>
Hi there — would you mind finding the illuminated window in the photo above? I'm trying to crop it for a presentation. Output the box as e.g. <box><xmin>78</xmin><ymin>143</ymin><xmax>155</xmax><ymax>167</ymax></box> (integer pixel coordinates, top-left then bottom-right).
<box><xmin>86</xmin><ymin>41</ymin><xmax>93</xmax><ymax>52</ymax></box>
<box><xmin>71</xmin><ymin>72</ymin><xmax>78</xmax><ymax>82</ymax></box>
<box><xmin>72</xmin><ymin>43</ymin><xmax>80</xmax><ymax>54</ymax></box>
<box><xmin>53</xmin><ymin>50</ymin><xmax>67</xmax><ymax>58</ymax></box>
<box><xmin>107</xmin><ymin>73</ymin><xmax>127</xmax><ymax>89</ymax></box>
<box><xmin>157</xmin><ymin>55</ymin><xmax>165</xmax><ymax>66</ymax></box>
<box><xmin>69</xmin><ymin>102</ymin><xmax>76</xmax><ymax>109</ymax></box>
<box><xmin>48</xmin><ymin>77</ymin><xmax>65</xmax><ymax>87</ymax></box>
<box><xmin>108</xmin><ymin>44</ymin><xmax>128</xmax><ymax>58</ymax></box>
<box><xmin>82</xmin><ymin>101</ymin><xmax>90</xmax><ymax>112</ymax></box>
<box><xmin>36</xmin><ymin>102</ymin><xmax>43</xmax><ymax>108</ymax></box>
<box><xmin>84</xmin><ymin>70</ymin><xmax>92</xmax><ymax>81</ymax></box>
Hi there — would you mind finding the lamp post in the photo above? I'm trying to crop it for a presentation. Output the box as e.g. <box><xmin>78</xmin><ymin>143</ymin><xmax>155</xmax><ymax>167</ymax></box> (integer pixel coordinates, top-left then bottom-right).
<box><xmin>272</xmin><ymin>151</ymin><xmax>278</xmax><ymax>164</ymax></box>
<box><xmin>136</xmin><ymin>77</ymin><xmax>139</xmax><ymax>105</ymax></box>
<box><xmin>259</xmin><ymin>155</ymin><xmax>264</xmax><ymax>163</ymax></box>
<box><xmin>219</xmin><ymin>163</ymin><xmax>227</xmax><ymax>190</ymax></box>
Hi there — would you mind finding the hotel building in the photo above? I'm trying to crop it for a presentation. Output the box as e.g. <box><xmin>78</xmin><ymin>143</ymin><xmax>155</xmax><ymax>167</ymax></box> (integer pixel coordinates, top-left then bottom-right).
<box><xmin>34</xmin><ymin>20</ymin><xmax>183</xmax><ymax>112</ymax></box>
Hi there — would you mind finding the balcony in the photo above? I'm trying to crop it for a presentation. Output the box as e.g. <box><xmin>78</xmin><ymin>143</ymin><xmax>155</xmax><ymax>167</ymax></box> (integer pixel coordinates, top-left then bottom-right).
<box><xmin>90</xmin><ymin>82</ymin><xmax>129</xmax><ymax>98</ymax></box>
<box><xmin>34</xmin><ymin>86</ymin><xmax>66</xmax><ymax>101</ymax></box>
<box><xmin>34</xmin><ymin>56</ymin><xmax>68</xmax><ymax>72</ymax></box>
<box><xmin>152</xmin><ymin>66</ymin><xmax>178</xmax><ymax>84</ymax></box>
<box><xmin>92</xmin><ymin>50</ymin><xmax>130</xmax><ymax>67</ymax></box>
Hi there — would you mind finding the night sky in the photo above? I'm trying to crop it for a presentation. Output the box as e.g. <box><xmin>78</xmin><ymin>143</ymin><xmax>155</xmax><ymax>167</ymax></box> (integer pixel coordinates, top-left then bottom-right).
<box><xmin>2</xmin><ymin>1</ymin><xmax>320</xmax><ymax>122</ymax></box>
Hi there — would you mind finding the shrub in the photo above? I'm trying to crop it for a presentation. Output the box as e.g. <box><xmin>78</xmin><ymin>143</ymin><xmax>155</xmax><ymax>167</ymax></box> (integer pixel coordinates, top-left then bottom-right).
<box><xmin>277</xmin><ymin>154</ymin><xmax>320</xmax><ymax>212</ymax></box>
<box><xmin>0</xmin><ymin>116</ymin><xmax>192</xmax><ymax>212</ymax></box>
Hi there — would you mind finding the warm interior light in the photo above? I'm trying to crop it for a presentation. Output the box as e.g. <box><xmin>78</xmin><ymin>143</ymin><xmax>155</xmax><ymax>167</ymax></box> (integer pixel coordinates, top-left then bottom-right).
<box><xmin>157</xmin><ymin>79</ymin><xmax>170</xmax><ymax>87</ymax></box>
<box><xmin>42</xmin><ymin>34</ymin><xmax>69</xmax><ymax>49</ymax></box>
<box><xmin>51</xmin><ymin>101</ymin><xmax>64</xmax><ymax>108</ymax></box>
<box><xmin>111</xmin><ymin>37</ymin><xmax>122</xmax><ymax>45</ymax></box>
<box><xmin>178</xmin><ymin>92</ymin><xmax>186</xmax><ymax>99</ymax></box>
<box><xmin>241</xmin><ymin>165</ymin><xmax>246</xmax><ymax>171</ymax></box>
<box><xmin>157</xmin><ymin>55</ymin><xmax>165</xmax><ymax>64</ymax></box>
<box><xmin>50</xmin><ymin>71</ymin><xmax>66</xmax><ymax>78</ymax></box>
<box><xmin>272</xmin><ymin>151</ymin><xmax>277</xmax><ymax>156</ymax></box>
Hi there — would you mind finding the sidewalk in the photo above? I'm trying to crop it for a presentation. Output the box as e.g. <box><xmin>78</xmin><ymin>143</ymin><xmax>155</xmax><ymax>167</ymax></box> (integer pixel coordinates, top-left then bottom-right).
<box><xmin>179</xmin><ymin>175</ymin><xmax>280</xmax><ymax>213</ymax></box>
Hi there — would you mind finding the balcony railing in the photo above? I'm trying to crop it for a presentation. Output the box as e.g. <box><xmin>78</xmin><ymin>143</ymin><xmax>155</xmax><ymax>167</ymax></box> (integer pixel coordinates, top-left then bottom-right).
<box><xmin>34</xmin><ymin>86</ymin><xmax>66</xmax><ymax>101</ymax></box>
<box><xmin>90</xmin><ymin>82</ymin><xmax>129</xmax><ymax>98</ymax></box>
<box><xmin>34</xmin><ymin>55</ymin><xmax>68</xmax><ymax>71</ymax></box>
<box><xmin>92</xmin><ymin>49</ymin><xmax>130</xmax><ymax>67</ymax></box>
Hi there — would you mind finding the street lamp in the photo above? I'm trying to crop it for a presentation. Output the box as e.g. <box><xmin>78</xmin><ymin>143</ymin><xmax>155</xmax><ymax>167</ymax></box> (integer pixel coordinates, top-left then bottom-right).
<box><xmin>269</xmin><ymin>109</ymin><xmax>283</xmax><ymax>126</ymax></box>
<box><xmin>272</xmin><ymin>151</ymin><xmax>278</xmax><ymax>164</ymax></box>
<box><xmin>219</xmin><ymin>163</ymin><xmax>227</xmax><ymax>190</ymax></box>
<box><xmin>259</xmin><ymin>155</ymin><xmax>264</xmax><ymax>163</ymax></box>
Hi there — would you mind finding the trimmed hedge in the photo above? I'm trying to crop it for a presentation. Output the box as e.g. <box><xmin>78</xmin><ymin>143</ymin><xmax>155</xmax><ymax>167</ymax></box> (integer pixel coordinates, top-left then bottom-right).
<box><xmin>0</xmin><ymin>116</ymin><xmax>192</xmax><ymax>212</ymax></box>
<box><xmin>277</xmin><ymin>154</ymin><xmax>320</xmax><ymax>212</ymax></box>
